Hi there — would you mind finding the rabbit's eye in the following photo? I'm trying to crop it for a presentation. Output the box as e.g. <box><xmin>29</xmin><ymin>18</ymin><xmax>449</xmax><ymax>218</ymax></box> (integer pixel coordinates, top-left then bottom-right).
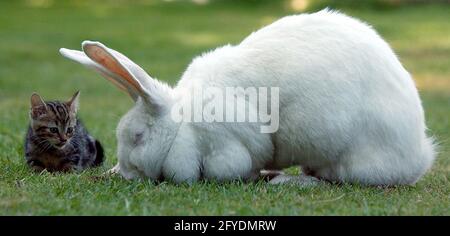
<box><xmin>133</xmin><ymin>132</ymin><xmax>144</xmax><ymax>146</ymax></box>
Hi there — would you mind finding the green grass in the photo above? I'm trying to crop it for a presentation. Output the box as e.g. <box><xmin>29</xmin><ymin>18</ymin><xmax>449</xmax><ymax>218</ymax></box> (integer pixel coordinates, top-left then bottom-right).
<box><xmin>0</xmin><ymin>0</ymin><xmax>449</xmax><ymax>215</ymax></box>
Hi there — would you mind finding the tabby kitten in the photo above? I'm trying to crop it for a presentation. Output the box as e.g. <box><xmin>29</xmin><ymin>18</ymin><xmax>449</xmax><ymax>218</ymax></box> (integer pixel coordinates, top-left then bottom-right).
<box><xmin>25</xmin><ymin>91</ymin><xmax>104</xmax><ymax>172</ymax></box>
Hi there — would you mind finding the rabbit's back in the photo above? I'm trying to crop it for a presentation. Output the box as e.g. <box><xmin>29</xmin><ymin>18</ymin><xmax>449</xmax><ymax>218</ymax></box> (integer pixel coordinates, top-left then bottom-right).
<box><xmin>181</xmin><ymin>9</ymin><xmax>418</xmax><ymax>103</ymax></box>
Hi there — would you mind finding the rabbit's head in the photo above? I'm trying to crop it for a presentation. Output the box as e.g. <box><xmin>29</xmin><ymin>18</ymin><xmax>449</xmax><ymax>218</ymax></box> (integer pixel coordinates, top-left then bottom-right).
<box><xmin>60</xmin><ymin>41</ymin><xmax>178</xmax><ymax>180</ymax></box>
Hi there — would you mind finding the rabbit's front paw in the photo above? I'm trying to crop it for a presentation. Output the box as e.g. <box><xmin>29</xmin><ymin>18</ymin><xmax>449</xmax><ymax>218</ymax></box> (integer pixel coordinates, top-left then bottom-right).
<box><xmin>103</xmin><ymin>163</ymin><xmax>121</xmax><ymax>176</ymax></box>
<box><xmin>269</xmin><ymin>174</ymin><xmax>320</xmax><ymax>187</ymax></box>
<box><xmin>260</xmin><ymin>170</ymin><xmax>285</xmax><ymax>181</ymax></box>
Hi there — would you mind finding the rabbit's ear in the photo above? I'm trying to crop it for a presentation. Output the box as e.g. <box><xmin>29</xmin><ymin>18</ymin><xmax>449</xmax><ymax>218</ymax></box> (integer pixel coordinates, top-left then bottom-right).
<box><xmin>81</xmin><ymin>41</ymin><xmax>172</xmax><ymax>111</ymax></box>
<box><xmin>59</xmin><ymin>48</ymin><xmax>138</xmax><ymax>100</ymax></box>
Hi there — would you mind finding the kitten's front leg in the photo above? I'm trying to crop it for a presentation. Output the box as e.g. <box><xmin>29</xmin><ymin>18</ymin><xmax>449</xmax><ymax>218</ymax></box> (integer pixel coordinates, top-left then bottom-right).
<box><xmin>27</xmin><ymin>159</ymin><xmax>45</xmax><ymax>173</ymax></box>
<box><xmin>60</xmin><ymin>154</ymin><xmax>81</xmax><ymax>172</ymax></box>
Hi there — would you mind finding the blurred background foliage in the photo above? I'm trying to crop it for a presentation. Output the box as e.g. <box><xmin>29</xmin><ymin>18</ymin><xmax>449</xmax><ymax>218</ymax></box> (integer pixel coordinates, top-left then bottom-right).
<box><xmin>19</xmin><ymin>0</ymin><xmax>450</xmax><ymax>10</ymax></box>
<box><xmin>297</xmin><ymin>0</ymin><xmax>449</xmax><ymax>10</ymax></box>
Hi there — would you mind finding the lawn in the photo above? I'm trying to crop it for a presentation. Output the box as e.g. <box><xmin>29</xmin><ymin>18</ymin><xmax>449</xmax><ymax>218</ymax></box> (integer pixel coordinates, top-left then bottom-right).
<box><xmin>0</xmin><ymin>0</ymin><xmax>449</xmax><ymax>215</ymax></box>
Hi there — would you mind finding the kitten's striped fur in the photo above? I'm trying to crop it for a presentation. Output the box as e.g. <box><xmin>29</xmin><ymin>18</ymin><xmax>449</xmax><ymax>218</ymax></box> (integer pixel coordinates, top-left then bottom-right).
<box><xmin>25</xmin><ymin>91</ymin><xmax>104</xmax><ymax>172</ymax></box>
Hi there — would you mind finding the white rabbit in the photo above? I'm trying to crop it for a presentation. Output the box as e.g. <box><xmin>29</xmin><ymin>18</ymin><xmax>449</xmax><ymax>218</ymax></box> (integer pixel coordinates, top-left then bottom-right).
<box><xmin>60</xmin><ymin>9</ymin><xmax>435</xmax><ymax>185</ymax></box>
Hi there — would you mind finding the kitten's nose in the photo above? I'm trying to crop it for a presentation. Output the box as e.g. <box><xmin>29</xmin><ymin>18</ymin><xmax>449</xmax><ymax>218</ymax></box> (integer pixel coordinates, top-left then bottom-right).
<box><xmin>59</xmin><ymin>135</ymin><xmax>67</xmax><ymax>142</ymax></box>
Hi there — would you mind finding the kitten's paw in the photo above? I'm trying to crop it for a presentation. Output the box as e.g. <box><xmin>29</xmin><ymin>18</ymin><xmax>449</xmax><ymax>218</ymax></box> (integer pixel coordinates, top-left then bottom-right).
<box><xmin>269</xmin><ymin>174</ymin><xmax>320</xmax><ymax>187</ymax></box>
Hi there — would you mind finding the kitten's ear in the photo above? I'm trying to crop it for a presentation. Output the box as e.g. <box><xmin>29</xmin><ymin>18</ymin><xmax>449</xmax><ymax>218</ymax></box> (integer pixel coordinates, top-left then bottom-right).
<box><xmin>67</xmin><ymin>91</ymin><xmax>80</xmax><ymax>113</ymax></box>
<box><xmin>30</xmin><ymin>93</ymin><xmax>47</xmax><ymax>118</ymax></box>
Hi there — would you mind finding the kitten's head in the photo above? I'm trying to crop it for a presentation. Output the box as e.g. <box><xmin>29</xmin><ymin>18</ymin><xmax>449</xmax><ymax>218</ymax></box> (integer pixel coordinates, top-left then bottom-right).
<box><xmin>30</xmin><ymin>91</ymin><xmax>80</xmax><ymax>149</ymax></box>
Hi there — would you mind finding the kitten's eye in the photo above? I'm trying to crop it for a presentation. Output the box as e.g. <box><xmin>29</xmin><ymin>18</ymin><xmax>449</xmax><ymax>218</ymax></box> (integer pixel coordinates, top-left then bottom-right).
<box><xmin>67</xmin><ymin>127</ymin><xmax>73</xmax><ymax>134</ymax></box>
<box><xmin>49</xmin><ymin>127</ymin><xmax>58</xmax><ymax>133</ymax></box>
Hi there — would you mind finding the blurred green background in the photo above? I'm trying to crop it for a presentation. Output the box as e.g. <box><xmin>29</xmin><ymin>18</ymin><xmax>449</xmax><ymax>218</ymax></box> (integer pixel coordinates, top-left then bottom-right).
<box><xmin>0</xmin><ymin>0</ymin><xmax>449</xmax><ymax>215</ymax></box>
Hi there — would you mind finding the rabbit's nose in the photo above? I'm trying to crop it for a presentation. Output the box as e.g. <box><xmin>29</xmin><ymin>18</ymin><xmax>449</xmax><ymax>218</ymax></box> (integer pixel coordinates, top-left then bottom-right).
<box><xmin>157</xmin><ymin>174</ymin><xmax>165</xmax><ymax>184</ymax></box>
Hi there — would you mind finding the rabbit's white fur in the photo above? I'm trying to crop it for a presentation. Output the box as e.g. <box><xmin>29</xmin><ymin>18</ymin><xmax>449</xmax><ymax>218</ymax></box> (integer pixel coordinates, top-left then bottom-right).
<box><xmin>60</xmin><ymin>9</ymin><xmax>435</xmax><ymax>185</ymax></box>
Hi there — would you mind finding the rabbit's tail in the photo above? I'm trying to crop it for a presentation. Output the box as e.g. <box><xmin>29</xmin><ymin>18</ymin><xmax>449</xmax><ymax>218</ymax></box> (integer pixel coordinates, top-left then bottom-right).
<box><xmin>420</xmin><ymin>135</ymin><xmax>437</xmax><ymax>173</ymax></box>
<box><xmin>409</xmin><ymin>134</ymin><xmax>438</xmax><ymax>185</ymax></box>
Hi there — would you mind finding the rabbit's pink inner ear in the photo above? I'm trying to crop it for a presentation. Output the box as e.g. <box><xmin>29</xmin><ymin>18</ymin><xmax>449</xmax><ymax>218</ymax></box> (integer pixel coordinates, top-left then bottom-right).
<box><xmin>98</xmin><ymin>70</ymin><xmax>129</xmax><ymax>93</ymax></box>
<box><xmin>97</xmin><ymin>69</ymin><xmax>138</xmax><ymax>100</ymax></box>
<box><xmin>84</xmin><ymin>45</ymin><xmax>143</xmax><ymax>94</ymax></box>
